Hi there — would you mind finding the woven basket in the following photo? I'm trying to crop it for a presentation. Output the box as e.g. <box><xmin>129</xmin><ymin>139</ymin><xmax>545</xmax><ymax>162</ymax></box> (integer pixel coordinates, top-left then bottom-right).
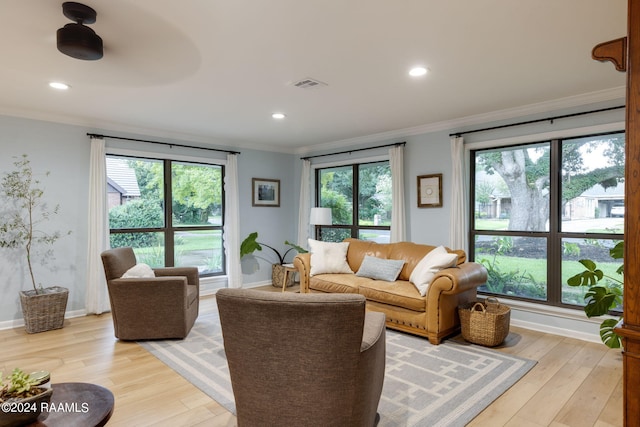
<box><xmin>272</xmin><ymin>264</ymin><xmax>295</xmax><ymax>288</ymax></box>
<box><xmin>458</xmin><ymin>297</ymin><xmax>510</xmax><ymax>347</ymax></box>
<box><xmin>19</xmin><ymin>286</ymin><xmax>69</xmax><ymax>334</ymax></box>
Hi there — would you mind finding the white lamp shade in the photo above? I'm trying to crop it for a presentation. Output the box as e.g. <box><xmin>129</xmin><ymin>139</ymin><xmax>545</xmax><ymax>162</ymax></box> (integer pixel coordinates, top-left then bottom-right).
<box><xmin>310</xmin><ymin>207</ymin><xmax>332</xmax><ymax>225</ymax></box>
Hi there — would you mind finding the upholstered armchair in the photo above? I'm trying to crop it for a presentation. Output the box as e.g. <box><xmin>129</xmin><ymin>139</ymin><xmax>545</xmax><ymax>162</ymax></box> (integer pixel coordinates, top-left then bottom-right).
<box><xmin>216</xmin><ymin>288</ymin><xmax>386</xmax><ymax>427</ymax></box>
<box><xmin>100</xmin><ymin>247</ymin><xmax>199</xmax><ymax>340</ymax></box>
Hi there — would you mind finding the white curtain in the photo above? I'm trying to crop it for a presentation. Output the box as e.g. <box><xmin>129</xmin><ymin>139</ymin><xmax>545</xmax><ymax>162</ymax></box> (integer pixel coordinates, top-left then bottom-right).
<box><xmin>224</xmin><ymin>153</ymin><xmax>242</xmax><ymax>288</ymax></box>
<box><xmin>297</xmin><ymin>159</ymin><xmax>311</xmax><ymax>248</ymax></box>
<box><xmin>85</xmin><ymin>136</ymin><xmax>111</xmax><ymax>314</ymax></box>
<box><xmin>389</xmin><ymin>145</ymin><xmax>406</xmax><ymax>242</ymax></box>
<box><xmin>449</xmin><ymin>136</ymin><xmax>467</xmax><ymax>250</ymax></box>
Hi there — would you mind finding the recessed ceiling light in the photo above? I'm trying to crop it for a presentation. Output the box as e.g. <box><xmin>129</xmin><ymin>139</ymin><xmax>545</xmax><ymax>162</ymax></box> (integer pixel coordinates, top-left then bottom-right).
<box><xmin>49</xmin><ymin>81</ymin><xmax>70</xmax><ymax>90</ymax></box>
<box><xmin>409</xmin><ymin>67</ymin><xmax>428</xmax><ymax>77</ymax></box>
<box><xmin>272</xmin><ymin>113</ymin><xmax>286</xmax><ymax>119</ymax></box>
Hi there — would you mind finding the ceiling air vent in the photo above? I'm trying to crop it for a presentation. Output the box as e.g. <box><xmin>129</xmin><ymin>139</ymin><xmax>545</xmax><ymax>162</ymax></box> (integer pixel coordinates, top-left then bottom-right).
<box><xmin>292</xmin><ymin>78</ymin><xmax>327</xmax><ymax>89</ymax></box>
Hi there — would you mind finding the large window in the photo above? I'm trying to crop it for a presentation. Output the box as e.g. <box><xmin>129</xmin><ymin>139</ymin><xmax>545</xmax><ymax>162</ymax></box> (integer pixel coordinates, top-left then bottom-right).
<box><xmin>107</xmin><ymin>155</ymin><xmax>224</xmax><ymax>276</ymax></box>
<box><xmin>471</xmin><ymin>131</ymin><xmax>624</xmax><ymax>309</ymax></box>
<box><xmin>315</xmin><ymin>161</ymin><xmax>391</xmax><ymax>243</ymax></box>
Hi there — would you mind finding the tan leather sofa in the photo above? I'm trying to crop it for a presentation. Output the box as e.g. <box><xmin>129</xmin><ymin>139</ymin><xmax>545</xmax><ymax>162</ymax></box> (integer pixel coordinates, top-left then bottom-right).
<box><xmin>294</xmin><ymin>238</ymin><xmax>487</xmax><ymax>345</ymax></box>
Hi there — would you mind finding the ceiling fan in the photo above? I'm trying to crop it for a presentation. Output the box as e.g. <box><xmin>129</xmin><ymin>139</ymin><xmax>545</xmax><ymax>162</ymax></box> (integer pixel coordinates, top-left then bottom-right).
<box><xmin>56</xmin><ymin>2</ymin><xmax>103</xmax><ymax>60</ymax></box>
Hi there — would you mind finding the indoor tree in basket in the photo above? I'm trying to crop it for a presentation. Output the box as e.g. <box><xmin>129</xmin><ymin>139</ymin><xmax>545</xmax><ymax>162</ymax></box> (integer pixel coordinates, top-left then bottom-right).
<box><xmin>0</xmin><ymin>154</ymin><xmax>71</xmax><ymax>333</ymax></box>
<box><xmin>240</xmin><ymin>232</ymin><xmax>306</xmax><ymax>288</ymax></box>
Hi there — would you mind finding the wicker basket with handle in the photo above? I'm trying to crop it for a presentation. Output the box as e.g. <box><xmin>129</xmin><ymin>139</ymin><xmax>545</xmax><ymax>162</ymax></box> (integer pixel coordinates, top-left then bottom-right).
<box><xmin>458</xmin><ymin>297</ymin><xmax>510</xmax><ymax>347</ymax></box>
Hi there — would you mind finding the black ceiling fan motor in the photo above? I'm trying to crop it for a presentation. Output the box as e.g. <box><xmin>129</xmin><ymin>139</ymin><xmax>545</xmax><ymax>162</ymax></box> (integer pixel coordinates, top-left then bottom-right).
<box><xmin>56</xmin><ymin>2</ymin><xmax>103</xmax><ymax>60</ymax></box>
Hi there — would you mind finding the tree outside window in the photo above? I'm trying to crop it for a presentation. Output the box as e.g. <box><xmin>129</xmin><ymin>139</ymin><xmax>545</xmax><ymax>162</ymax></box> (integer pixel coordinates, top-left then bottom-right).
<box><xmin>106</xmin><ymin>156</ymin><xmax>225</xmax><ymax>276</ymax></box>
<box><xmin>471</xmin><ymin>132</ymin><xmax>624</xmax><ymax>309</ymax></box>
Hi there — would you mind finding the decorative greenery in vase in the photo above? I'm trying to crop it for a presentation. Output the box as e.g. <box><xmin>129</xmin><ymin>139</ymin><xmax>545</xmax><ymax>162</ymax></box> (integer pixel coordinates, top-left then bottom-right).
<box><xmin>0</xmin><ymin>154</ymin><xmax>69</xmax><ymax>294</ymax></box>
<box><xmin>0</xmin><ymin>369</ymin><xmax>43</xmax><ymax>402</ymax></box>
<box><xmin>0</xmin><ymin>368</ymin><xmax>53</xmax><ymax>427</ymax></box>
<box><xmin>240</xmin><ymin>231</ymin><xmax>307</xmax><ymax>264</ymax></box>
<box><xmin>567</xmin><ymin>240</ymin><xmax>623</xmax><ymax>348</ymax></box>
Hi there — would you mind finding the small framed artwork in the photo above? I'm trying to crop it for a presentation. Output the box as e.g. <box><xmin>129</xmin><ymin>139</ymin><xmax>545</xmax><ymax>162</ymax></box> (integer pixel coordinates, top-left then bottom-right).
<box><xmin>417</xmin><ymin>174</ymin><xmax>442</xmax><ymax>208</ymax></box>
<box><xmin>252</xmin><ymin>178</ymin><xmax>280</xmax><ymax>207</ymax></box>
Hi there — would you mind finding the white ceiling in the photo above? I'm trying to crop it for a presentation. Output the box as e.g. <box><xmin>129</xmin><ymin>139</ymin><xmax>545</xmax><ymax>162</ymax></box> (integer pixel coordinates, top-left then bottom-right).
<box><xmin>0</xmin><ymin>0</ymin><xmax>627</xmax><ymax>153</ymax></box>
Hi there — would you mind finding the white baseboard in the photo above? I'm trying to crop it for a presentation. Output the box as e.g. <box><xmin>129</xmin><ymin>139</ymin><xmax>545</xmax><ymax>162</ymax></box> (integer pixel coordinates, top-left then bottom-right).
<box><xmin>494</xmin><ymin>297</ymin><xmax>608</xmax><ymax>344</ymax></box>
<box><xmin>0</xmin><ymin>309</ymin><xmax>87</xmax><ymax>331</ymax></box>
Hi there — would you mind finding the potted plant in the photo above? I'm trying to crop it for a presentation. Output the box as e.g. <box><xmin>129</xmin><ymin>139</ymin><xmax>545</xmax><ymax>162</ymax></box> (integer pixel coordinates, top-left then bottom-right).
<box><xmin>0</xmin><ymin>154</ymin><xmax>70</xmax><ymax>333</ymax></box>
<box><xmin>567</xmin><ymin>240</ymin><xmax>623</xmax><ymax>348</ymax></box>
<box><xmin>0</xmin><ymin>368</ymin><xmax>53</xmax><ymax>427</ymax></box>
<box><xmin>240</xmin><ymin>232</ymin><xmax>307</xmax><ymax>288</ymax></box>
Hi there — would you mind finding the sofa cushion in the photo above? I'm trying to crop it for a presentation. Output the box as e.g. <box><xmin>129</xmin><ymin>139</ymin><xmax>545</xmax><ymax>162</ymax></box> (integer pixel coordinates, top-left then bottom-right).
<box><xmin>409</xmin><ymin>246</ymin><xmax>459</xmax><ymax>296</ymax></box>
<box><xmin>356</xmin><ymin>256</ymin><xmax>405</xmax><ymax>282</ymax></box>
<box><xmin>309</xmin><ymin>274</ymin><xmax>364</xmax><ymax>293</ymax></box>
<box><xmin>121</xmin><ymin>263</ymin><xmax>155</xmax><ymax>278</ymax></box>
<box><xmin>308</xmin><ymin>239</ymin><xmax>353</xmax><ymax>276</ymax></box>
<box><xmin>358</xmin><ymin>280</ymin><xmax>426</xmax><ymax>312</ymax></box>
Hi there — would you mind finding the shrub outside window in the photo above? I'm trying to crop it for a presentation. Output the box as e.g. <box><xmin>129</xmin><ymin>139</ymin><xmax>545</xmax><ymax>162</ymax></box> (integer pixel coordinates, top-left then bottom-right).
<box><xmin>315</xmin><ymin>161</ymin><xmax>391</xmax><ymax>243</ymax></box>
<box><xmin>470</xmin><ymin>132</ymin><xmax>624</xmax><ymax>310</ymax></box>
<box><xmin>106</xmin><ymin>156</ymin><xmax>225</xmax><ymax>276</ymax></box>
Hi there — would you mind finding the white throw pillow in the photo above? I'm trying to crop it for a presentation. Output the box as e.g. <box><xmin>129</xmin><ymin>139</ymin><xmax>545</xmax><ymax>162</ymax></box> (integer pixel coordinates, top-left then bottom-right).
<box><xmin>308</xmin><ymin>239</ymin><xmax>353</xmax><ymax>276</ymax></box>
<box><xmin>409</xmin><ymin>246</ymin><xmax>458</xmax><ymax>296</ymax></box>
<box><xmin>121</xmin><ymin>263</ymin><xmax>155</xmax><ymax>278</ymax></box>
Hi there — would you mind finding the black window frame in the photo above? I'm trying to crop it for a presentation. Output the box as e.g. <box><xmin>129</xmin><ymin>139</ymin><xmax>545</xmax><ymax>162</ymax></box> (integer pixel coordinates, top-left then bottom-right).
<box><xmin>314</xmin><ymin>161</ymin><xmax>391</xmax><ymax>241</ymax></box>
<box><xmin>107</xmin><ymin>155</ymin><xmax>226</xmax><ymax>277</ymax></box>
<box><xmin>469</xmin><ymin>130</ymin><xmax>624</xmax><ymax>311</ymax></box>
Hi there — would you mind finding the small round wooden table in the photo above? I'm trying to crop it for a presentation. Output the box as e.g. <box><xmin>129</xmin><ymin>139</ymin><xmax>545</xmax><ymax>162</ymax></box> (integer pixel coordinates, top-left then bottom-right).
<box><xmin>28</xmin><ymin>382</ymin><xmax>114</xmax><ymax>427</ymax></box>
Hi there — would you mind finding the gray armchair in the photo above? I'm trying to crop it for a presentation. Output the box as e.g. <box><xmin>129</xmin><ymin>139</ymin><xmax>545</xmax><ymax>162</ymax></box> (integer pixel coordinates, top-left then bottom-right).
<box><xmin>216</xmin><ymin>288</ymin><xmax>386</xmax><ymax>427</ymax></box>
<box><xmin>100</xmin><ymin>247</ymin><xmax>199</xmax><ymax>340</ymax></box>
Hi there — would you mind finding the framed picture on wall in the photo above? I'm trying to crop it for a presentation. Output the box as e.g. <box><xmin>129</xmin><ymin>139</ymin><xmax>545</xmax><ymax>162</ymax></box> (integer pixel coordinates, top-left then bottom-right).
<box><xmin>252</xmin><ymin>178</ymin><xmax>280</xmax><ymax>207</ymax></box>
<box><xmin>417</xmin><ymin>173</ymin><xmax>442</xmax><ymax>208</ymax></box>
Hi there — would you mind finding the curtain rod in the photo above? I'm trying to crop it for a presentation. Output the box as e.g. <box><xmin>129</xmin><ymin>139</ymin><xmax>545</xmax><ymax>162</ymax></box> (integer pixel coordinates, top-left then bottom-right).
<box><xmin>300</xmin><ymin>141</ymin><xmax>406</xmax><ymax>160</ymax></box>
<box><xmin>87</xmin><ymin>133</ymin><xmax>241</xmax><ymax>155</ymax></box>
<box><xmin>449</xmin><ymin>105</ymin><xmax>625</xmax><ymax>138</ymax></box>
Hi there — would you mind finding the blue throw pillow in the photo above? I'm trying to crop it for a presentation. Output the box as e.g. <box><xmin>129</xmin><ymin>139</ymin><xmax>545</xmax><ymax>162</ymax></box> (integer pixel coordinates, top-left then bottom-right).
<box><xmin>355</xmin><ymin>255</ymin><xmax>405</xmax><ymax>282</ymax></box>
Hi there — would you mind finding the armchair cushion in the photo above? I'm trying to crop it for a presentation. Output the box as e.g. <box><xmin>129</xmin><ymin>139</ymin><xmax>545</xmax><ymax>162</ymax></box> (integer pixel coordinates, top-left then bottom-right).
<box><xmin>121</xmin><ymin>263</ymin><xmax>155</xmax><ymax>278</ymax></box>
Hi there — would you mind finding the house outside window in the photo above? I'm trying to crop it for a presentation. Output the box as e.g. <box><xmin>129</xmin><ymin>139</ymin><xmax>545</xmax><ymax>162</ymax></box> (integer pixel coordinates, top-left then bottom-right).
<box><xmin>315</xmin><ymin>161</ymin><xmax>391</xmax><ymax>243</ymax></box>
<box><xmin>470</xmin><ymin>131</ymin><xmax>624</xmax><ymax>310</ymax></box>
<box><xmin>106</xmin><ymin>155</ymin><xmax>225</xmax><ymax>276</ymax></box>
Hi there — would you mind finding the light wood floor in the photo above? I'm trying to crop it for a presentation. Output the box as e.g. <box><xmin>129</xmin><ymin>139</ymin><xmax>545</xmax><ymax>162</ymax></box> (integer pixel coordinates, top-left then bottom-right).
<box><xmin>0</xmin><ymin>287</ymin><xmax>622</xmax><ymax>427</ymax></box>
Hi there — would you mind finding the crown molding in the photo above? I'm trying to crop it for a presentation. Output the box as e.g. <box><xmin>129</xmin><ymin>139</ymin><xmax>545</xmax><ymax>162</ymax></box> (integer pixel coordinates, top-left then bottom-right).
<box><xmin>295</xmin><ymin>86</ymin><xmax>626</xmax><ymax>155</ymax></box>
<box><xmin>0</xmin><ymin>86</ymin><xmax>625</xmax><ymax>156</ymax></box>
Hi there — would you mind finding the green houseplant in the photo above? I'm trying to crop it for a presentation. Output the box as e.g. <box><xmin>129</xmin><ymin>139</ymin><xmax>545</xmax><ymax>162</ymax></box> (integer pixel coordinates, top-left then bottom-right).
<box><xmin>0</xmin><ymin>368</ymin><xmax>53</xmax><ymax>427</ymax></box>
<box><xmin>240</xmin><ymin>232</ymin><xmax>307</xmax><ymax>288</ymax></box>
<box><xmin>567</xmin><ymin>240</ymin><xmax>623</xmax><ymax>348</ymax></box>
<box><xmin>0</xmin><ymin>155</ymin><xmax>70</xmax><ymax>333</ymax></box>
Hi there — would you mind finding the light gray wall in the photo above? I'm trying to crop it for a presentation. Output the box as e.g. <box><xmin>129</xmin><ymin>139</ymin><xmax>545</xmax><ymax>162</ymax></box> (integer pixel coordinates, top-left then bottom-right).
<box><xmin>296</xmin><ymin>99</ymin><xmax>626</xmax><ymax>250</ymax></box>
<box><xmin>237</xmin><ymin>149</ymin><xmax>297</xmax><ymax>283</ymax></box>
<box><xmin>0</xmin><ymin>115</ymin><xmax>296</xmax><ymax>324</ymax></box>
<box><xmin>0</xmin><ymin>116</ymin><xmax>90</xmax><ymax>324</ymax></box>
<box><xmin>0</xmin><ymin>98</ymin><xmax>626</xmax><ymax>326</ymax></box>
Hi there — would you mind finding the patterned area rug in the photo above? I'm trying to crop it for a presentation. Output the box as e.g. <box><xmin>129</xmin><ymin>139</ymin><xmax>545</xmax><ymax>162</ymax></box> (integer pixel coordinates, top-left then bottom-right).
<box><xmin>140</xmin><ymin>311</ymin><xmax>535</xmax><ymax>427</ymax></box>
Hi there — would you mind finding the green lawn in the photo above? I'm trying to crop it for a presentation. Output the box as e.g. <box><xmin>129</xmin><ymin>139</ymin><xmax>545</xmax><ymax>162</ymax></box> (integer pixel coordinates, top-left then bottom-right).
<box><xmin>475</xmin><ymin>219</ymin><xmax>509</xmax><ymax>230</ymax></box>
<box><xmin>476</xmin><ymin>254</ymin><xmax>622</xmax><ymax>284</ymax></box>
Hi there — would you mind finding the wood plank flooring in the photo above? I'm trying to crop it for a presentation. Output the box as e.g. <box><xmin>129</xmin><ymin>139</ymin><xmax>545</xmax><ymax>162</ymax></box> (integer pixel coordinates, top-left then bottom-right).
<box><xmin>0</xmin><ymin>288</ymin><xmax>622</xmax><ymax>426</ymax></box>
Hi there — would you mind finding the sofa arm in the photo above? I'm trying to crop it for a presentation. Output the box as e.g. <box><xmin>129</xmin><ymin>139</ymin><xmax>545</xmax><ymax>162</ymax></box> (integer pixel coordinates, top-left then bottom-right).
<box><xmin>428</xmin><ymin>262</ymin><xmax>488</xmax><ymax>295</ymax></box>
<box><xmin>293</xmin><ymin>253</ymin><xmax>311</xmax><ymax>293</ymax></box>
